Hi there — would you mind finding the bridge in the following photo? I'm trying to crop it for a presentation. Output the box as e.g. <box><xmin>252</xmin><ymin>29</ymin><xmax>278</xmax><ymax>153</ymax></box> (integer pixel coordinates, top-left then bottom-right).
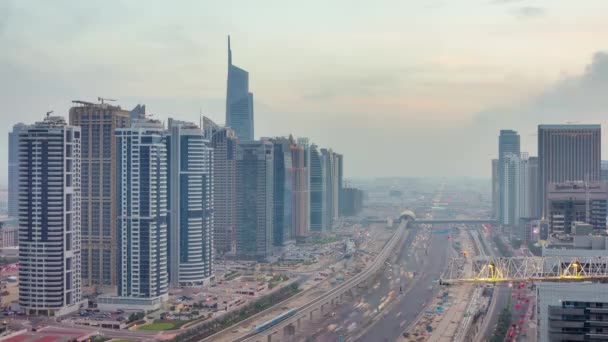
<box><xmin>440</xmin><ymin>255</ymin><xmax>608</xmax><ymax>285</ymax></box>
<box><xmin>236</xmin><ymin>220</ymin><xmax>411</xmax><ymax>342</ymax></box>
<box><xmin>397</xmin><ymin>210</ymin><xmax>496</xmax><ymax>226</ymax></box>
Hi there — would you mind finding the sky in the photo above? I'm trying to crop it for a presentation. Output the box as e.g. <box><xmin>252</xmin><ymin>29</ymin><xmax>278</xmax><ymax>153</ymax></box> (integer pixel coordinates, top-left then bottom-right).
<box><xmin>2</xmin><ymin>0</ymin><xmax>608</xmax><ymax>184</ymax></box>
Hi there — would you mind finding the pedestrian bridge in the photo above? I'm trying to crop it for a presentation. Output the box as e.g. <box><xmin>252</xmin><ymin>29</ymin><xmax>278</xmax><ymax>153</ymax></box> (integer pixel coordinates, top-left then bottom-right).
<box><xmin>398</xmin><ymin>210</ymin><xmax>496</xmax><ymax>226</ymax></box>
<box><xmin>440</xmin><ymin>255</ymin><xmax>608</xmax><ymax>285</ymax></box>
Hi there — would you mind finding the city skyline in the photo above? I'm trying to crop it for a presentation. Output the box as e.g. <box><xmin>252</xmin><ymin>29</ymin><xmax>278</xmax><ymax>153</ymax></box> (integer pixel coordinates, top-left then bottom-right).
<box><xmin>3</xmin><ymin>1</ymin><xmax>608</xmax><ymax>181</ymax></box>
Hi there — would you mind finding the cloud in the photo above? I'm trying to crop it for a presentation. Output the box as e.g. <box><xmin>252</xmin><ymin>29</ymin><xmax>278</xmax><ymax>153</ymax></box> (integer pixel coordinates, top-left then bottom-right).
<box><xmin>513</xmin><ymin>6</ymin><xmax>546</xmax><ymax>18</ymax></box>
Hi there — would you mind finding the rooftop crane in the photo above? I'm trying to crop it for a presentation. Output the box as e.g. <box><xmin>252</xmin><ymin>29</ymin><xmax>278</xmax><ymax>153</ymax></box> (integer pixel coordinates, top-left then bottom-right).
<box><xmin>98</xmin><ymin>97</ymin><xmax>116</xmax><ymax>104</ymax></box>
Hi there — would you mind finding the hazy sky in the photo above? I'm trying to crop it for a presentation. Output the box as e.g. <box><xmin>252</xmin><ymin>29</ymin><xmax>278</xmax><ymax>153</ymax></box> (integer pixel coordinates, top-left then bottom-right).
<box><xmin>2</xmin><ymin>0</ymin><xmax>608</xmax><ymax>184</ymax></box>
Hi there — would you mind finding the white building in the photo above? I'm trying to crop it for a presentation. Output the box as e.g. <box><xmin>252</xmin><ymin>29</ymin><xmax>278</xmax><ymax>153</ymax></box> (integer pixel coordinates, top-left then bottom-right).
<box><xmin>18</xmin><ymin>115</ymin><xmax>83</xmax><ymax>316</ymax></box>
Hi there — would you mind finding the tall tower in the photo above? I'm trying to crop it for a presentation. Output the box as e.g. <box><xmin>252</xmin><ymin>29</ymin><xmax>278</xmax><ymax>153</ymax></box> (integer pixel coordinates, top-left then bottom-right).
<box><xmin>538</xmin><ymin>124</ymin><xmax>601</xmax><ymax>217</ymax></box>
<box><xmin>236</xmin><ymin>140</ymin><xmax>274</xmax><ymax>260</ymax></box>
<box><xmin>167</xmin><ymin>119</ymin><xmax>214</xmax><ymax>286</ymax></box>
<box><xmin>309</xmin><ymin>144</ymin><xmax>326</xmax><ymax>232</ymax></box>
<box><xmin>18</xmin><ymin>115</ymin><xmax>82</xmax><ymax>316</ymax></box>
<box><xmin>226</xmin><ymin>36</ymin><xmax>255</xmax><ymax>141</ymax></box>
<box><xmin>69</xmin><ymin>101</ymin><xmax>130</xmax><ymax>288</ymax></box>
<box><xmin>498</xmin><ymin>130</ymin><xmax>520</xmax><ymax>226</ymax></box>
<box><xmin>8</xmin><ymin>123</ymin><xmax>26</xmax><ymax>218</ymax></box>
<box><xmin>116</xmin><ymin>119</ymin><xmax>168</xmax><ymax>300</ymax></box>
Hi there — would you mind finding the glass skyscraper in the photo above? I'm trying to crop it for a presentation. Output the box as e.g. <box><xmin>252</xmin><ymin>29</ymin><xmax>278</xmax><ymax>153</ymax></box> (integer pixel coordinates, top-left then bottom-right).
<box><xmin>498</xmin><ymin>130</ymin><xmax>520</xmax><ymax>226</ymax></box>
<box><xmin>310</xmin><ymin>144</ymin><xmax>326</xmax><ymax>232</ymax></box>
<box><xmin>226</xmin><ymin>36</ymin><xmax>254</xmax><ymax>141</ymax></box>
<box><xmin>8</xmin><ymin>122</ymin><xmax>26</xmax><ymax>219</ymax></box>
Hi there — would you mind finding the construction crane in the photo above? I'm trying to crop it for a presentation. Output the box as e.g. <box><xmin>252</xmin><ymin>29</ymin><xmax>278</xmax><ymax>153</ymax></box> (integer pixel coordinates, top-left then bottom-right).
<box><xmin>98</xmin><ymin>97</ymin><xmax>116</xmax><ymax>104</ymax></box>
<box><xmin>46</xmin><ymin>110</ymin><xmax>54</xmax><ymax>118</ymax></box>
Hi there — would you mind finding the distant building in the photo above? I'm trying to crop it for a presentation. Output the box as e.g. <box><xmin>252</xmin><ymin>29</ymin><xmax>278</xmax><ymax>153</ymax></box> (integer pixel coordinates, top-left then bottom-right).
<box><xmin>204</xmin><ymin>117</ymin><xmax>238</xmax><ymax>255</ymax></box>
<box><xmin>129</xmin><ymin>104</ymin><xmax>146</xmax><ymax>122</ymax></box>
<box><xmin>491</xmin><ymin>159</ymin><xmax>499</xmax><ymax>220</ymax></box>
<box><xmin>546</xmin><ymin>181</ymin><xmax>607</xmax><ymax>235</ymax></box>
<box><xmin>537</xmin><ymin>283</ymin><xmax>608</xmax><ymax>342</ymax></box>
<box><xmin>528</xmin><ymin>156</ymin><xmax>540</xmax><ymax>218</ymax></box>
<box><xmin>272</xmin><ymin>137</ymin><xmax>294</xmax><ymax>246</ymax></box>
<box><xmin>167</xmin><ymin>119</ymin><xmax>214</xmax><ymax>286</ymax></box>
<box><xmin>321</xmin><ymin>149</ymin><xmax>339</xmax><ymax>229</ymax></box>
<box><xmin>309</xmin><ymin>144</ymin><xmax>326</xmax><ymax>232</ymax></box>
<box><xmin>498</xmin><ymin>130</ymin><xmax>520</xmax><ymax>226</ymax></box>
<box><xmin>292</xmin><ymin>140</ymin><xmax>309</xmax><ymax>239</ymax></box>
<box><xmin>69</xmin><ymin>101</ymin><xmax>130</xmax><ymax>287</ymax></box>
<box><xmin>226</xmin><ymin>36</ymin><xmax>254</xmax><ymax>141</ymax></box>
<box><xmin>538</xmin><ymin>124</ymin><xmax>601</xmax><ymax>217</ymax></box>
<box><xmin>116</xmin><ymin>119</ymin><xmax>168</xmax><ymax>301</ymax></box>
<box><xmin>336</xmin><ymin>154</ymin><xmax>344</xmax><ymax>217</ymax></box>
<box><xmin>501</xmin><ymin>152</ymin><xmax>528</xmax><ymax>226</ymax></box>
<box><xmin>602</xmin><ymin>160</ymin><xmax>608</xmax><ymax>184</ymax></box>
<box><xmin>342</xmin><ymin>187</ymin><xmax>364</xmax><ymax>216</ymax></box>
<box><xmin>236</xmin><ymin>140</ymin><xmax>274</xmax><ymax>261</ymax></box>
<box><xmin>18</xmin><ymin>115</ymin><xmax>82</xmax><ymax>316</ymax></box>
<box><xmin>8</xmin><ymin>123</ymin><xmax>26</xmax><ymax>219</ymax></box>
<box><xmin>296</xmin><ymin>137</ymin><xmax>311</xmax><ymax>235</ymax></box>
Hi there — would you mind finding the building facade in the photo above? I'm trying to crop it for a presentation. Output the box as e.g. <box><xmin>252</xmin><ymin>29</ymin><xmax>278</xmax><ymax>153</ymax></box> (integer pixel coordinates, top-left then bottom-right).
<box><xmin>167</xmin><ymin>119</ymin><xmax>214</xmax><ymax>286</ymax></box>
<box><xmin>272</xmin><ymin>137</ymin><xmax>294</xmax><ymax>246</ymax></box>
<box><xmin>69</xmin><ymin>102</ymin><xmax>130</xmax><ymax>287</ymax></box>
<box><xmin>322</xmin><ymin>149</ymin><xmax>336</xmax><ymax>230</ymax></box>
<box><xmin>235</xmin><ymin>140</ymin><xmax>274</xmax><ymax>261</ymax></box>
<box><xmin>498</xmin><ymin>130</ymin><xmax>520</xmax><ymax>226</ymax></box>
<box><xmin>545</xmin><ymin>181</ymin><xmax>607</xmax><ymax>235</ymax></box>
<box><xmin>18</xmin><ymin>115</ymin><xmax>82</xmax><ymax>316</ymax></box>
<box><xmin>309</xmin><ymin>144</ymin><xmax>326</xmax><ymax>232</ymax></box>
<box><xmin>491</xmin><ymin>159</ymin><xmax>499</xmax><ymax>220</ymax></box>
<box><xmin>537</xmin><ymin>283</ymin><xmax>608</xmax><ymax>342</ymax></box>
<box><xmin>226</xmin><ymin>36</ymin><xmax>254</xmax><ymax>141</ymax></box>
<box><xmin>205</xmin><ymin>117</ymin><xmax>238</xmax><ymax>256</ymax></box>
<box><xmin>292</xmin><ymin>141</ymin><xmax>309</xmax><ymax>239</ymax></box>
<box><xmin>8</xmin><ymin>123</ymin><xmax>26</xmax><ymax>219</ymax></box>
<box><xmin>528</xmin><ymin>156</ymin><xmax>540</xmax><ymax>218</ymax></box>
<box><xmin>116</xmin><ymin>119</ymin><xmax>168</xmax><ymax>300</ymax></box>
<box><xmin>538</xmin><ymin>124</ymin><xmax>601</xmax><ymax>217</ymax></box>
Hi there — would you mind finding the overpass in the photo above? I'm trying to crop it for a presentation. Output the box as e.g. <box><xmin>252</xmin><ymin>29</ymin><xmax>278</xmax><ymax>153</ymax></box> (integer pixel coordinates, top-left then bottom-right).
<box><xmin>411</xmin><ymin>219</ymin><xmax>497</xmax><ymax>225</ymax></box>
<box><xmin>237</xmin><ymin>220</ymin><xmax>410</xmax><ymax>342</ymax></box>
<box><xmin>440</xmin><ymin>255</ymin><xmax>608</xmax><ymax>285</ymax></box>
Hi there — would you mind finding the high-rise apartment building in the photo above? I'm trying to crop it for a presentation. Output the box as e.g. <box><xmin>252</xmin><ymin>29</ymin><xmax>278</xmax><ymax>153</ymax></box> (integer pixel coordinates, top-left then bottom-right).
<box><xmin>8</xmin><ymin>123</ymin><xmax>26</xmax><ymax>218</ymax></box>
<box><xmin>204</xmin><ymin>117</ymin><xmax>238</xmax><ymax>255</ymax></box>
<box><xmin>336</xmin><ymin>154</ymin><xmax>343</xmax><ymax>217</ymax></box>
<box><xmin>501</xmin><ymin>153</ymin><xmax>526</xmax><ymax>226</ymax></box>
<box><xmin>18</xmin><ymin>115</ymin><xmax>82</xmax><ymax>316</ymax></box>
<box><xmin>167</xmin><ymin>119</ymin><xmax>214</xmax><ymax>286</ymax></box>
<box><xmin>226</xmin><ymin>36</ymin><xmax>254</xmax><ymax>141</ymax></box>
<box><xmin>292</xmin><ymin>141</ymin><xmax>309</xmax><ymax>239</ymax></box>
<box><xmin>491</xmin><ymin>159</ymin><xmax>499</xmax><ymax>220</ymax></box>
<box><xmin>310</xmin><ymin>144</ymin><xmax>326</xmax><ymax>232</ymax></box>
<box><xmin>69</xmin><ymin>101</ymin><xmax>130</xmax><ymax>287</ymax></box>
<box><xmin>115</xmin><ymin>119</ymin><xmax>168</xmax><ymax>301</ymax></box>
<box><xmin>546</xmin><ymin>181</ymin><xmax>607</xmax><ymax>234</ymax></box>
<box><xmin>236</xmin><ymin>140</ymin><xmax>274</xmax><ymax>260</ymax></box>
<box><xmin>528</xmin><ymin>156</ymin><xmax>540</xmax><ymax>218</ymax></box>
<box><xmin>322</xmin><ymin>148</ymin><xmax>339</xmax><ymax>229</ymax></box>
<box><xmin>538</xmin><ymin>124</ymin><xmax>601</xmax><ymax>217</ymax></box>
<box><xmin>272</xmin><ymin>137</ymin><xmax>294</xmax><ymax>246</ymax></box>
<box><xmin>498</xmin><ymin>130</ymin><xmax>520</xmax><ymax>226</ymax></box>
<box><xmin>297</xmin><ymin>137</ymin><xmax>311</xmax><ymax>234</ymax></box>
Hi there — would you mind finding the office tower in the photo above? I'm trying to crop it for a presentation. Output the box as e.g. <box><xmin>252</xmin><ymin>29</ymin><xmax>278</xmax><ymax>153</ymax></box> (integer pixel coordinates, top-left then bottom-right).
<box><xmin>333</xmin><ymin>153</ymin><xmax>342</xmax><ymax>220</ymax></box>
<box><xmin>491</xmin><ymin>159</ymin><xmax>499</xmax><ymax>220</ymax></box>
<box><xmin>18</xmin><ymin>115</ymin><xmax>82</xmax><ymax>316</ymax></box>
<box><xmin>226</xmin><ymin>36</ymin><xmax>254</xmax><ymax>141</ymax></box>
<box><xmin>545</xmin><ymin>181</ymin><xmax>607</xmax><ymax>234</ymax></box>
<box><xmin>204</xmin><ymin>117</ymin><xmax>238</xmax><ymax>255</ymax></box>
<box><xmin>538</xmin><ymin>124</ymin><xmax>601</xmax><ymax>217</ymax></box>
<box><xmin>336</xmin><ymin>154</ymin><xmax>343</xmax><ymax>217</ymax></box>
<box><xmin>236</xmin><ymin>140</ymin><xmax>273</xmax><ymax>260</ymax></box>
<box><xmin>309</xmin><ymin>144</ymin><xmax>326</xmax><ymax>232</ymax></box>
<box><xmin>297</xmin><ymin>137</ymin><xmax>311</xmax><ymax>233</ymax></box>
<box><xmin>115</xmin><ymin>119</ymin><xmax>168</xmax><ymax>300</ymax></box>
<box><xmin>601</xmin><ymin>160</ymin><xmax>608</xmax><ymax>184</ymax></box>
<box><xmin>167</xmin><ymin>119</ymin><xmax>214</xmax><ymax>286</ymax></box>
<box><xmin>8</xmin><ymin>123</ymin><xmax>26</xmax><ymax>218</ymax></box>
<box><xmin>528</xmin><ymin>157</ymin><xmax>540</xmax><ymax>218</ymax></box>
<box><xmin>342</xmin><ymin>187</ymin><xmax>364</xmax><ymax>216</ymax></box>
<box><xmin>292</xmin><ymin>141</ymin><xmax>309</xmax><ymax>239</ymax></box>
<box><xmin>69</xmin><ymin>101</ymin><xmax>130</xmax><ymax>287</ymax></box>
<box><xmin>501</xmin><ymin>153</ymin><xmax>527</xmax><ymax>226</ymax></box>
<box><xmin>498</xmin><ymin>130</ymin><xmax>520</xmax><ymax>226</ymax></box>
<box><xmin>537</xmin><ymin>283</ymin><xmax>608</xmax><ymax>342</ymax></box>
<box><xmin>272</xmin><ymin>137</ymin><xmax>294</xmax><ymax>246</ymax></box>
<box><xmin>321</xmin><ymin>149</ymin><xmax>337</xmax><ymax>229</ymax></box>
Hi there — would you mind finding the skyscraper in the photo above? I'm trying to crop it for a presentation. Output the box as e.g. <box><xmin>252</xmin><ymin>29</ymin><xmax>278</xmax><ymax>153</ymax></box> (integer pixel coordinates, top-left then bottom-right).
<box><xmin>226</xmin><ymin>36</ymin><xmax>254</xmax><ymax>141</ymax></box>
<box><xmin>18</xmin><ymin>115</ymin><xmax>82</xmax><ymax>316</ymax></box>
<box><xmin>309</xmin><ymin>144</ymin><xmax>326</xmax><ymax>232</ymax></box>
<box><xmin>292</xmin><ymin>141</ymin><xmax>309</xmax><ymax>239</ymax></box>
<box><xmin>498</xmin><ymin>130</ymin><xmax>520</xmax><ymax>226</ymax></box>
<box><xmin>272</xmin><ymin>137</ymin><xmax>294</xmax><ymax>246</ymax></box>
<box><xmin>297</xmin><ymin>137</ymin><xmax>311</xmax><ymax>234</ymax></box>
<box><xmin>236</xmin><ymin>140</ymin><xmax>273</xmax><ymax>260</ymax></box>
<box><xmin>321</xmin><ymin>148</ymin><xmax>337</xmax><ymax>229</ymax></box>
<box><xmin>167</xmin><ymin>119</ymin><xmax>214</xmax><ymax>286</ymax></box>
<box><xmin>204</xmin><ymin>117</ymin><xmax>238</xmax><ymax>255</ymax></box>
<box><xmin>69</xmin><ymin>101</ymin><xmax>130</xmax><ymax>287</ymax></box>
<box><xmin>8</xmin><ymin>123</ymin><xmax>26</xmax><ymax>218</ymax></box>
<box><xmin>528</xmin><ymin>156</ymin><xmax>540</xmax><ymax>218</ymax></box>
<box><xmin>538</xmin><ymin>124</ymin><xmax>601</xmax><ymax>217</ymax></box>
<box><xmin>491</xmin><ymin>159</ymin><xmax>499</xmax><ymax>220</ymax></box>
<box><xmin>115</xmin><ymin>119</ymin><xmax>168</xmax><ymax>301</ymax></box>
<box><xmin>336</xmin><ymin>154</ymin><xmax>343</xmax><ymax>217</ymax></box>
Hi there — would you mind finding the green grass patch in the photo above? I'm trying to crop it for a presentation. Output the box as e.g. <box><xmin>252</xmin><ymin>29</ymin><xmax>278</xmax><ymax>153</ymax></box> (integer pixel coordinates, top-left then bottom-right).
<box><xmin>138</xmin><ymin>322</ymin><xmax>175</xmax><ymax>331</ymax></box>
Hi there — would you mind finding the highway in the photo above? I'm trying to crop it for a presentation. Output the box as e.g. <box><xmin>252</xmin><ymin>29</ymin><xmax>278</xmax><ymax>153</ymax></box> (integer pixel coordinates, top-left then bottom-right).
<box><xmin>297</xmin><ymin>224</ymin><xmax>451</xmax><ymax>342</ymax></box>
